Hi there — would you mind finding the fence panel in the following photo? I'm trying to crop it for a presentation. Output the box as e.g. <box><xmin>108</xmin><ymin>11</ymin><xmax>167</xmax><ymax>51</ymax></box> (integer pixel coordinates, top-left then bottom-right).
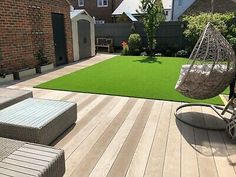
<box><xmin>95</xmin><ymin>22</ymin><xmax>185</xmax><ymax>50</ymax></box>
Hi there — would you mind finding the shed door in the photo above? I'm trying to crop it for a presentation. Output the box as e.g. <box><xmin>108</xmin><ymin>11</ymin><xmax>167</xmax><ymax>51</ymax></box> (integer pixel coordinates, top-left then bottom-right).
<box><xmin>52</xmin><ymin>13</ymin><xmax>67</xmax><ymax>66</ymax></box>
<box><xmin>78</xmin><ymin>20</ymin><xmax>91</xmax><ymax>59</ymax></box>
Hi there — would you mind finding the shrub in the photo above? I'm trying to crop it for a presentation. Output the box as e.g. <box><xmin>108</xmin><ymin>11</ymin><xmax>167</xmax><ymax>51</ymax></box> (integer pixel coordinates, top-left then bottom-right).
<box><xmin>176</xmin><ymin>50</ymin><xmax>189</xmax><ymax>57</ymax></box>
<box><xmin>35</xmin><ymin>49</ymin><xmax>49</xmax><ymax>66</ymax></box>
<box><xmin>128</xmin><ymin>33</ymin><xmax>142</xmax><ymax>55</ymax></box>
<box><xmin>121</xmin><ymin>41</ymin><xmax>129</xmax><ymax>55</ymax></box>
<box><xmin>183</xmin><ymin>13</ymin><xmax>236</xmax><ymax>51</ymax></box>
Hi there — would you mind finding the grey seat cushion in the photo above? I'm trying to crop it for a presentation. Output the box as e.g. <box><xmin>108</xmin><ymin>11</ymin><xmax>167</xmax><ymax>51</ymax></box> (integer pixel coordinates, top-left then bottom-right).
<box><xmin>0</xmin><ymin>137</ymin><xmax>65</xmax><ymax>177</ymax></box>
<box><xmin>0</xmin><ymin>98</ymin><xmax>77</xmax><ymax>145</ymax></box>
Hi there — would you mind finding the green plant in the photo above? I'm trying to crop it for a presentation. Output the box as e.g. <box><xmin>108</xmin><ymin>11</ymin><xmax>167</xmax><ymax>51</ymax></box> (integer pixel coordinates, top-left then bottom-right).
<box><xmin>139</xmin><ymin>0</ymin><xmax>165</xmax><ymax>56</ymax></box>
<box><xmin>183</xmin><ymin>13</ymin><xmax>236</xmax><ymax>50</ymax></box>
<box><xmin>0</xmin><ymin>48</ymin><xmax>2</xmax><ymax>60</ymax></box>
<box><xmin>0</xmin><ymin>65</ymin><xmax>7</xmax><ymax>78</ymax></box>
<box><xmin>121</xmin><ymin>41</ymin><xmax>129</xmax><ymax>55</ymax></box>
<box><xmin>176</xmin><ymin>50</ymin><xmax>189</xmax><ymax>57</ymax></box>
<box><xmin>35</xmin><ymin>49</ymin><xmax>49</xmax><ymax>66</ymax></box>
<box><xmin>128</xmin><ymin>33</ymin><xmax>142</xmax><ymax>55</ymax></box>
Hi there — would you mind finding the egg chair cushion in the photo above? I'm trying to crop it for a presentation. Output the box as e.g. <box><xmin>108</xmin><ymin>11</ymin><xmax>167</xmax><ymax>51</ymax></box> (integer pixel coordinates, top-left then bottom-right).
<box><xmin>176</xmin><ymin>64</ymin><xmax>235</xmax><ymax>99</ymax></box>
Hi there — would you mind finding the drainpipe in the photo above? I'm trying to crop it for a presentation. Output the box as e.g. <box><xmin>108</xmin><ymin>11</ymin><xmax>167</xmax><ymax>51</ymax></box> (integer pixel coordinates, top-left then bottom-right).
<box><xmin>171</xmin><ymin>0</ymin><xmax>174</xmax><ymax>21</ymax></box>
<box><xmin>111</xmin><ymin>0</ymin><xmax>114</xmax><ymax>22</ymax></box>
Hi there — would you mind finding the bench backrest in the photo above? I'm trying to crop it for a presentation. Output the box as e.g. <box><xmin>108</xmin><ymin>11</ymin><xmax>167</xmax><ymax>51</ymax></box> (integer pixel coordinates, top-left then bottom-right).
<box><xmin>96</xmin><ymin>38</ymin><xmax>113</xmax><ymax>46</ymax></box>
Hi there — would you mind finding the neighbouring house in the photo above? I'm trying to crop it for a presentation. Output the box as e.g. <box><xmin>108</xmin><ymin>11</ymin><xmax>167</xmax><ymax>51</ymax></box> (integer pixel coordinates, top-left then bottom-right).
<box><xmin>69</xmin><ymin>0</ymin><xmax>123</xmax><ymax>23</ymax></box>
<box><xmin>0</xmin><ymin>0</ymin><xmax>73</xmax><ymax>73</ymax></box>
<box><xmin>112</xmin><ymin>0</ymin><xmax>173</xmax><ymax>22</ymax></box>
<box><xmin>172</xmin><ymin>0</ymin><xmax>236</xmax><ymax>21</ymax></box>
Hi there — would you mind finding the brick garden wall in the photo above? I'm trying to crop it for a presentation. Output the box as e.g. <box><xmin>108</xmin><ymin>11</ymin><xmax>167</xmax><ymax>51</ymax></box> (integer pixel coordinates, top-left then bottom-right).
<box><xmin>0</xmin><ymin>0</ymin><xmax>73</xmax><ymax>73</ymax></box>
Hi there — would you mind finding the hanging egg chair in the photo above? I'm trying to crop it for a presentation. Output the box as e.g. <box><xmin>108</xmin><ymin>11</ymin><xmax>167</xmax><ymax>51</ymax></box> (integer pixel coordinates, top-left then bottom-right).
<box><xmin>176</xmin><ymin>22</ymin><xmax>236</xmax><ymax>99</ymax></box>
<box><xmin>175</xmin><ymin>22</ymin><xmax>236</xmax><ymax>130</ymax></box>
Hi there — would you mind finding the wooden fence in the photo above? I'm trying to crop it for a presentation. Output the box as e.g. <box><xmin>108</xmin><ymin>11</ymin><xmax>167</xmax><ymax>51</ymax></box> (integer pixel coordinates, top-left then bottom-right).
<box><xmin>95</xmin><ymin>22</ymin><xmax>186</xmax><ymax>50</ymax></box>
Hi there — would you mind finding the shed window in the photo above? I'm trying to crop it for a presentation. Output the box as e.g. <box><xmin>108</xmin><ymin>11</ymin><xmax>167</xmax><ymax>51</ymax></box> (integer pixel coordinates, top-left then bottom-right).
<box><xmin>78</xmin><ymin>0</ymin><xmax>84</xmax><ymax>6</ymax></box>
<box><xmin>97</xmin><ymin>0</ymin><xmax>108</xmax><ymax>7</ymax></box>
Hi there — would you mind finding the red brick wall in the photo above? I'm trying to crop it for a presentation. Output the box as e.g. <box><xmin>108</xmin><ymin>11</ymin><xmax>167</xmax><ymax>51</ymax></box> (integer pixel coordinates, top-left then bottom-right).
<box><xmin>0</xmin><ymin>0</ymin><xmax>73</xmax><ymax>73</ymax></box>
<box><xmin>70</xmin><ymin>0</ymin><xmax>123</xmax><ymax>23</ymax></box>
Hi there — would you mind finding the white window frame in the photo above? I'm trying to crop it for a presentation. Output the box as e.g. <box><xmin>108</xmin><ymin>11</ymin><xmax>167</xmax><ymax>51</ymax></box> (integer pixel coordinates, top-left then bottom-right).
<box><xmin>78</xmin><ymin>0</ymin><xmax>84</xmax><ymax>7</ymax></box>
<box><xmin>97</xmin><ymin>0</ymin><xmax>108</xmax><ymax>7</ymax></box>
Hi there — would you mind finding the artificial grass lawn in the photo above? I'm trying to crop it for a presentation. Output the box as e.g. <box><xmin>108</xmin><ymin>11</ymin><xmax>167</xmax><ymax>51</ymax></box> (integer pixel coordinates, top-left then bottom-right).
<box><xmin>36</xmin><ymin>56</ymin><xmax>224</xmax><ymax>105</ymax></box>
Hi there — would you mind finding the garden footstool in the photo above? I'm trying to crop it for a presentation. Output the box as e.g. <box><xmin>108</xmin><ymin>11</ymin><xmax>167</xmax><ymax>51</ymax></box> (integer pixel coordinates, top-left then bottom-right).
<box><xmin>0</xmin><ymin>98</ymin><xmax>77</xmax><ymax>145</ymax></box>
<box><xmin>0</xmin><ymin>137</ymin><xmax>65</xmax><ymax>177</ymax></box>
<box><xmin>0</xmin><ymin>88</ymin><xmax>33</xmax><ymax>110</ymax></box>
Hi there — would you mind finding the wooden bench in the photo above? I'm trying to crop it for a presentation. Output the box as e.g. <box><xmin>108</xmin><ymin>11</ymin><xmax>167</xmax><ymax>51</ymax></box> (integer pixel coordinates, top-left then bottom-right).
<box><xmin>96</xmin><ymin>38</ymin><xmax>114</xmax><ymax>53</ymax></box>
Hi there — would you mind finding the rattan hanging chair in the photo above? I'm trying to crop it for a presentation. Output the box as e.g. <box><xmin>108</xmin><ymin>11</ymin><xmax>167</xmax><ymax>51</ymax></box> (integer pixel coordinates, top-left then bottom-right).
<box><xmin>175</xmin><ymin>22</ymin><xmax>236</xmax><ymax>100</ymax></box>
<box><xmin>175</xmin><ymin>22</ymin><xmax>236</xmax><ymax>131</ymax></box>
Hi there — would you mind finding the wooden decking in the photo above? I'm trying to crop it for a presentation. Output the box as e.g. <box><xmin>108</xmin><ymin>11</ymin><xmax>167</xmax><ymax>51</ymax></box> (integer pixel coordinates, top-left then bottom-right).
<box><xmin>3</xmin><ymin>54</ymin><xmax>236</xmax><ymax>177</ymax></box>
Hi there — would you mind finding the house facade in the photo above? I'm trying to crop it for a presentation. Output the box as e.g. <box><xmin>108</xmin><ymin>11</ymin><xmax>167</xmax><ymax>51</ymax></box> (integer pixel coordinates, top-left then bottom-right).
<box><xmin>70</xmin><ymin>0</ymin><xmax>123</xmax><ymax>23</ymax></box>
<box><xmin>0</xmin><ymin>0</ymin><xmax>73</xmax><ymax>73</ymax></box>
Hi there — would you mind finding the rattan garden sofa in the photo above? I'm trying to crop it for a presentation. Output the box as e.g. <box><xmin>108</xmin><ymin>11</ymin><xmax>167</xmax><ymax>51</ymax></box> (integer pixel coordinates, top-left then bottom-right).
<box><xmin>0</xmin><ymin>137</ymin><xmax>65</xmax><ymax>177</ymax></box>
<box><xmin>0</xmin><ymin>88</ymin><xmax>33</xmax><ymax>110</ymax></box>
<box><xmin>0</xmin><ymin>98</ymin><xmax>77</xmax><ymax>145</ymax></box>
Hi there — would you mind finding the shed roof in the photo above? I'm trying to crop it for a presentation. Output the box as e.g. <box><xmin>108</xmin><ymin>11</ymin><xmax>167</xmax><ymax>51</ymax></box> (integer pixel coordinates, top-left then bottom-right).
<box><xmin>70</xmin><ymin>9</ymin><xmax>91</xmax><ymax>19</ymax></box>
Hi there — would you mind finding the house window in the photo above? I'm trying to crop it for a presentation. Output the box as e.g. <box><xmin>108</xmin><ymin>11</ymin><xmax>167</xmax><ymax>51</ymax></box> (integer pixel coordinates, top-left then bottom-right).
<box><xmin>97</xmin><ymin>0</ymin><xmax>108</xmax><ymax>7</ymax></box>
<box><xmin>78</xmin><ymin>0</ymin><xmax>84</xmax><ymax>7</ymax></box>
<box><xmin>165</xmin><ymin>11</ymin><xmax>168</xmax><ymax>16</ymax></box>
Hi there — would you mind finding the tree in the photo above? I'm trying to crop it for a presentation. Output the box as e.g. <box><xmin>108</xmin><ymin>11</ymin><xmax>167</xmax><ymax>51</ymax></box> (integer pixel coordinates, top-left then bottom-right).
<box><xmin>139</xmin><ymin>0</ymin><xmax>165</xmax><ymax>55</ymax></box>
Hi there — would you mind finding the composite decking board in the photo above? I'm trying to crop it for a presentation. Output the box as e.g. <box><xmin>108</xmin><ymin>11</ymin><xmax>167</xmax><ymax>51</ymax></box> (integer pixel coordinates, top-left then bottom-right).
<box><xmin>126</xmin><ymin>101</ymin><xmax>163</xmax><ymax>177</ymax></box>
<box><xmin>208</xmin><ymin>107</ymin><xmax>236</xmax><ymax>176</ymax></box>
<box><xmin>56</xmin><ymin>95</ymin><xmax>107</xmax><ymax>147</ymax></box>
<box><xmin>89</xmin><ymin>100</ymin><xmax>146</xmax><ymax>177</ymax></box>
<box><xmin>144</xmin><ymin>101</ymin><xmax>172</xmax><ymax>177</ymax></box>
<box><xmin>180</xmin><ymin>105</ymin><xmax>199</xmax><ymax>177</ymax></box>
<box><xmin>60</xmin><ymin>92</ymin><xmax>78</xmax><ymax>101</ymax></box>
<box><xmin>75</xmin><ymin>95</ymin><xmax>108</xmax><ymax>122</ymax></box>
<box><xmin>208</xmin><ymin>130</ymin><xmax>236</xmax><ymax>177</ymax></box>
<box><xmin>63</xmin><ymin>97</ymin><xmax>125</xmax><ymax>177</ymax></box>
<box><xmin>162</xmin><ymin>102</ymin><xmax>182</xmax><ymax>177</ymax></box>
<box><xmin>220</xmin><ymin>131</ymin><xmax>236</xmax><ymax>175</ymax></box>
<box><xmin>75</xmin><ymin>94</ymin><xmax>99</xmax><ymax>112</ymax></box>
<box><xmin>106</xmin><ymin>100</ymin><xmax>154</xmax><ymax>177</ymax></box>
<box><xmin>61</xmin><ymin>96</ymin><xmax>115</xmax><ymax>160</ymax></box>
<box><xmin>70</xmin><ymin>98</ymin><xmax>135</xmax><ymax>177</ymax></box>
<box><xmin>194</xmin><ymin>128</ymin><xmax>219</xmax><ymax>177</ymax></box>
<box><xmin>193</xmin><ymin>105</ymin><xmax>219</xmax><ymax>177</ymax></box>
